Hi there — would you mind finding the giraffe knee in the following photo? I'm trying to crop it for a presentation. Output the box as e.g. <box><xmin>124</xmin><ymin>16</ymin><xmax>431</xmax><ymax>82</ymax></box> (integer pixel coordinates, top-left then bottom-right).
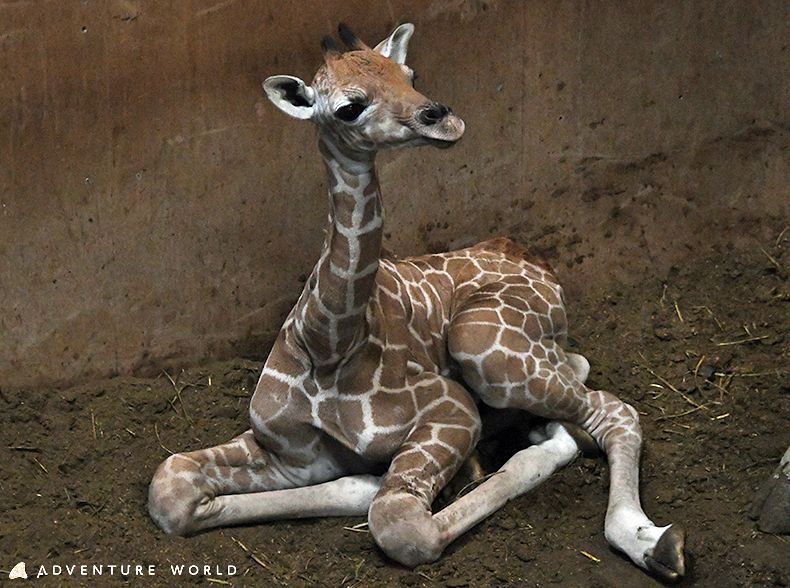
<box><xmin>148</xmin><ymin>454</ymin><xmax>208</xmax><ymax>536</ymax></box>
<box><xmin>368</xmin><ymin>494</ymin><xmax>444</xmax><ymax>568</ymax></box>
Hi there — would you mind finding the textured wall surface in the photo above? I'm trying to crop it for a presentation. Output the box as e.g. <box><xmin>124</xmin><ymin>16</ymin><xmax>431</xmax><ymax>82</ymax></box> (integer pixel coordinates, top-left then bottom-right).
<box><xmin>2</xmin><ymin>1</ymin><xmax>787</xmax><ymax>389</ymax></box>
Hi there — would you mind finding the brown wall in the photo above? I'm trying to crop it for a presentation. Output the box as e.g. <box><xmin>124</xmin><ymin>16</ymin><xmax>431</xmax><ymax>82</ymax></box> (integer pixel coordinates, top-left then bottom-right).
<box><xmin>2</xmin><ymin>1</ymin><xmax>788</xmax><ymax>389</ymax></box>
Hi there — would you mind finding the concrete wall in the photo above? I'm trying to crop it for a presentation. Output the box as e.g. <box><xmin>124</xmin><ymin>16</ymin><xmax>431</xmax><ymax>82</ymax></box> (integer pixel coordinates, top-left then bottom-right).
<box><xmin>2</xmin><ymin>1</ymin><xmax>787</xmax><ymax>389</ymax></box>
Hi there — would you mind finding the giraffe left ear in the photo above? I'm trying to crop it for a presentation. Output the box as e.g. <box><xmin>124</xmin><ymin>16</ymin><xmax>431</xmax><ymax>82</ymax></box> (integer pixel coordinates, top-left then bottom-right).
<box><xmin>263</xmin><ymin>75</ymin><xmax>316</xmax><ymax>120</ymax></box>
<box><xmin>373</xmin><ymin>23</ymin><xmax>414</xmax><ymax>65</ymax></box>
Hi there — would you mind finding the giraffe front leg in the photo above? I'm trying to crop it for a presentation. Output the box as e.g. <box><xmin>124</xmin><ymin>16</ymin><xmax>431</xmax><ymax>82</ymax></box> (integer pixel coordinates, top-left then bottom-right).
<box><xmin>148</xmin><ymin>429</ymin><xmax>377</xmax><ymax>535</ymax></box>
<box><xmin>434</xmin><ymin>421</ymin><xmax>581</xmax><ymax>543</ymax></box>
<box><xmin>369</xmin><ymin>416</ymin><xmax>586</xmax><ymax>567</ymax></box>
<box><xmin>367</xmin><ymin>378</ymin><xmax>481</xmax><ymax>567</ymax></box>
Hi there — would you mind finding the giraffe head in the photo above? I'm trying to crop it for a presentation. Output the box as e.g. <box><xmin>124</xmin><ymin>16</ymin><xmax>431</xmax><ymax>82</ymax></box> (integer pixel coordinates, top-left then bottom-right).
<box><xmin>263</xmin><ymin>23</ymin><xmax>464</xmax><ymax>153</ymax></box>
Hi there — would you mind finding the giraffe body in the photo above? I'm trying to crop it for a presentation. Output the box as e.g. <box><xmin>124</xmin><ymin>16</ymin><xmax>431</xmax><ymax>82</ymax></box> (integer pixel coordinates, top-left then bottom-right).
<box><xmin>149</xmin><ymin>23</ymin><xmax>685</xmax><ymax>582</ymax></box>
<box><xmin>256</xmin><ymin>238</ymin><xmax>561</xmax><ymax>464</ymax></box>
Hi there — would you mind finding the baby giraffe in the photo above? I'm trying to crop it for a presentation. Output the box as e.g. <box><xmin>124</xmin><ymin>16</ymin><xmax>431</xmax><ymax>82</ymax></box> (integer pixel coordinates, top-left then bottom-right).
<box><xmin>148</xmin><ymin>23</ymin><xmax>685</xmax><ymax>581</ymax></box>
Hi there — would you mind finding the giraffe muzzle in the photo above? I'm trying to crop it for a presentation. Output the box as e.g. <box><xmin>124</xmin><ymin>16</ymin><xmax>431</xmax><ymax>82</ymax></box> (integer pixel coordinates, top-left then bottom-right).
<box><xmin>415</xmin><ymin>104</ymin><xmax>465</xmax><ymax>147</ymax></box>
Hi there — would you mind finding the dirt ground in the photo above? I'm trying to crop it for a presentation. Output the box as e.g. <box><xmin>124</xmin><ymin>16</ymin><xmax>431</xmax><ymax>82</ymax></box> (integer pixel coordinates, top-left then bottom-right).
<box><xmin>2</xmin><ymin>229</ymin><xmax>788</xmax><ymax>586</ymax></box>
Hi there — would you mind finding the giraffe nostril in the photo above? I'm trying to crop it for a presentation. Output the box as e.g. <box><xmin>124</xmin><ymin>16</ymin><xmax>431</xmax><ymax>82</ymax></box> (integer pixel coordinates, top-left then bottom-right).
<box><xmin>418</xmin><ymin>103</ymin><xmax>450</xmax><ymax>125</ymax></box>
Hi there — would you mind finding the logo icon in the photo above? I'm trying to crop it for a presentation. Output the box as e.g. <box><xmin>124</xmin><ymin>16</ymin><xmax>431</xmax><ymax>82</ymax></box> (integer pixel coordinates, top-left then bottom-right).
<box><xmin>9</xmin><ymin>562</ymin><xmax>27</xmax><ymax>579</ymax></box>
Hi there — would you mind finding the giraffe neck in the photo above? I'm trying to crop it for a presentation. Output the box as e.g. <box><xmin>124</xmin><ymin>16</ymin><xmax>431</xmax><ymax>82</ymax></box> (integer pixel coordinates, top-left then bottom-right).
<box><xmin>294</xmin><ymin>134</ymin><xmax>383</xmax><ymax>366</ymax></box>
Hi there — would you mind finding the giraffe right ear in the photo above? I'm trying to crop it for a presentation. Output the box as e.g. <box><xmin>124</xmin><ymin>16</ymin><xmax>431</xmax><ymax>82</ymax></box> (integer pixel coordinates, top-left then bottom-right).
<box><xmin>262</xmin><ymin>75</ymin><xmax>316</xmax><ymax>120</ymax></box>
<box><xmin>374</xmin><ymin>23</ymin><xmax>414</xmax><ymax>65</ymax></box>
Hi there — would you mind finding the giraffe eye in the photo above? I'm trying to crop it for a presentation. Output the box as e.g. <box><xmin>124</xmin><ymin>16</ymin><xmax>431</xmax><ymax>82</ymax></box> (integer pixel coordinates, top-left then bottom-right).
<box><xmin>335</xmin><ymin>102</ymin><xmax>367</xmax><ymax>122</ymax></box>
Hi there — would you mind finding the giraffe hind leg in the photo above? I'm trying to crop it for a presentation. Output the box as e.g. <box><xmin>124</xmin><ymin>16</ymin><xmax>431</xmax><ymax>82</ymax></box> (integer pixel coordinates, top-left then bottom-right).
<box><xmin>447</xmin><ymin>285</ymin><xmax>686</xmax><ymax>581</ymax></box>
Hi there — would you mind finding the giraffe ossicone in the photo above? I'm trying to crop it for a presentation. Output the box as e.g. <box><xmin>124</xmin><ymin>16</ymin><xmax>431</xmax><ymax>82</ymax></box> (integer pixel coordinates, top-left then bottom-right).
<box><xmin>148</xmin><ymin>23</ymin><xmax>686</xmax><ymax>582</ymax></box>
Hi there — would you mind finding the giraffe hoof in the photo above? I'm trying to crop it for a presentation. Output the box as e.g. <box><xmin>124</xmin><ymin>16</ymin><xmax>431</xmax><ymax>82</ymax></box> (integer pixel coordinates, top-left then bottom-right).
<box><xmin>558</xmin><ymin>422</ymin><xmax>600</xmax><ymax>458</ymax></box>
<box><xmin>645</xmin><ymin>525</ymin><xmax>686</xmax><ymax>582</ymax></box>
